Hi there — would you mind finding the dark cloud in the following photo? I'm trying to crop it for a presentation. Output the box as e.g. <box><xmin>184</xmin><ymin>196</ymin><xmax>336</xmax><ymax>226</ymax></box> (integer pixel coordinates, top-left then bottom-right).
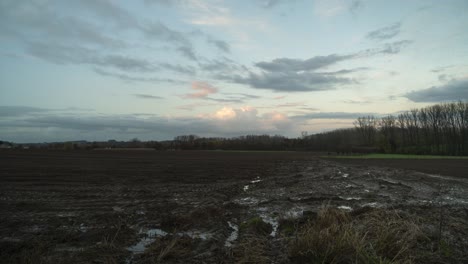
<box><xmin>255</xmin><ymin>54</ymin><xmax>354</xmax><ymax>72</ymax></box>
<box><xmin>227</xmin><ymin>71</ymin><xmax>354</xmax><ymax>92</ymax></box>
<box><xmin>292</xmin><ymin>112</ymin><xmax>378</xmax><ymax>120</ymax></box>
<box><xmin>404</xmin><ymin>78</ymin><xmax>468</xmax><ymax>102</ymax></box>
<box><xmin>218</xmin><ymin>42</ymin><xmax>408</xmax><ymax>92</ymax></box>
<box><xmin>133</xmin><ymin>94</ymin><xmax>164</xmax><ymax>100</ymax></box>
<box><xmin>366</xmin><ymin>22</ymin><xmax>401</xmax><ymax>41</ymax></box>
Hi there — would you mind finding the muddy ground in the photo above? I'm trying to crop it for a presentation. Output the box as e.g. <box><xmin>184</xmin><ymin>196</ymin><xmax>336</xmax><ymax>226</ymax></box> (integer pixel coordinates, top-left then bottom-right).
<box><xmin>0</xmin><ymin>150</ymin><xmax>467</xmax><ymax>263</ymax></box>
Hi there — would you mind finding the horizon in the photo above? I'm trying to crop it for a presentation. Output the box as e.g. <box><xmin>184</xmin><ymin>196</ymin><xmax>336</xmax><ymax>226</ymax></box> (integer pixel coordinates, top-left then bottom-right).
<box><xmin>1</xmin><ymin>0</ymin><xmax>468</xmax><ymax>143</ymax></box>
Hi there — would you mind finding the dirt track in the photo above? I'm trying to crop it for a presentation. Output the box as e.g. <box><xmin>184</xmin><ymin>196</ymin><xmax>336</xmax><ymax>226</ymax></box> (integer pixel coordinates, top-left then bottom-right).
<box><xmin>1</xmin><ymin>150</ymin><xmax>467</xmax><ymax>263</ymax></box>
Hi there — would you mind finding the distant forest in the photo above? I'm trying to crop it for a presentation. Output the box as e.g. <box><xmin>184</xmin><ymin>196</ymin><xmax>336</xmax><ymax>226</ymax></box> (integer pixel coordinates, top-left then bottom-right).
<box><xmin>4</xmin><ymin>101</ymin><xmax>468</xmax><ymax>156</ymax></box>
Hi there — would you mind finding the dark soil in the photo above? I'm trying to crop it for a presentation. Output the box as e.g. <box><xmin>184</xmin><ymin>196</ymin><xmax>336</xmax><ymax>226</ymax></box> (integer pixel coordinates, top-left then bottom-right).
<box><xmin>323</xmin><ymin>158</ymin><xmax>468</xmax><ymax>178</ymax></box>
<box><xmin>1</xmin><ymin>150</ymin><xmax>467</xmax><ymax>263</ymax></box>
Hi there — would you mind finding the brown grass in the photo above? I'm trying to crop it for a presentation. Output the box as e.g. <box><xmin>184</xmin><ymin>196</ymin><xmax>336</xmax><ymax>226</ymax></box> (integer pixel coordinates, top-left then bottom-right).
<box><xmin>288</xmin><ymin>206</ymin><xmax>425</xmax><ymax>264</ymax></box>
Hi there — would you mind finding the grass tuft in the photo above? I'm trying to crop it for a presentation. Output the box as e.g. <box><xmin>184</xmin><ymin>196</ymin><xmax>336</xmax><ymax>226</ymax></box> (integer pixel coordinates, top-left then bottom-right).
<box><xmin>288</xmin><ymin>206</ymin><xmax>425</xmax><ymax>264</ymax></box>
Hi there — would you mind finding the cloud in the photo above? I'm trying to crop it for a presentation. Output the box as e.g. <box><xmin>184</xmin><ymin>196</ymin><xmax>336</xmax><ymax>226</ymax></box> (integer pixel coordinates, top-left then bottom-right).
<box><xmin>26</xmin><ymin>42</ymin><xmax>158</xmax><ymax>72</ymax></box>
<box><xmin>255</xmin><ymin>54</ymin><xmax>354</xmax><ymax>72</ymax></box>
<box><xmin>133</xmin><ymin>94</ymin><xmax>164</xmax><ymax>100</ymax></box>
<box><xmin>0</xmin><ymin>106</ymin><xmax>49</xmax><ymax>117</ymax></box>
<box><xmin>0</xmin><ymin>106</ymin><xmax>295</xmax><ymax>142</ymax></box>
<box><xmin>292</xmin><ymin>112</ymin><xmax>378</xmax><ymax>120</ymax></box>
<box><xmin>366</xmin><ymin>22</ymin><xmax>401</xmax><ymax>41</ymax></box>
<box><xmin>160</xmin><ymin>63</ymin><xmax>196</xmax><ymax>75</ymax></box>
<box><xmin>207</xmin><ymin>38</ymin><xmax>230</xmax><ymax>53</ymax></box>
<box><xmin>181</xmin><ymin>81</ymin><xmax>219</xmax><ymax>99</ymax></box>
<box><xmin>72</xmin><ymin>0</ymin><xmax>139</xmax><ymax>28</ymax></box>
<box><xmin>404</xmin><ymin>78</ymin><xmax>468</xmax><ymax>102</ymax></box>
<box><xmin>349</xmin><ymin>0</ymin><xmax>364</xmax><ymax>13</ymax></box>
<box><xmin>229</xmin><ymin>71</ymin><xmax>354</xmax><ymax>92</ymax></box>
<box><xmin>358</xmin><ymin>40</ymin><xmax>412</xmax><ymax>56</ymax></box>
<box><xmin>94</xmin><ymin>68</ymin><xmax>183</xmax><ymax>83</ymax></box>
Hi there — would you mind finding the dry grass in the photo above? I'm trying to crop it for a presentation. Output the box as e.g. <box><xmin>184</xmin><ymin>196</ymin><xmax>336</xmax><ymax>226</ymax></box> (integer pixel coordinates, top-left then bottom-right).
<box><xmin>232</xmin><ymin>235</ymin><xmax>271</xmax><ymax>264</ymax></box>
<box><xmin>288</xmin><ymin>206</ymin><xmax>425</xmax><ymax>264</ymax></box>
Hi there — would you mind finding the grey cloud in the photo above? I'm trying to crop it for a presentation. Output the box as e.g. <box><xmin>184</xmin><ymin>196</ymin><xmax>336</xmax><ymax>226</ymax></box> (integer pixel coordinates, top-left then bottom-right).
<box><xmin>262</xmin><ymin>0</ymin><xmax>281</xmax><ymax>8</ymax></box>
<box><xmin>0</xmin><ymin>108</ymin><xmax>295</xmax><ymax>142</ymax></box>
<box><xmin>367</xmin><ymin>22</ymin><xmax>401</xmax><ymax>41</ymax></box>
<box><xmin>404</xmin><ymin>78</ymin><xmax>468</xmax><ymax>102</ymax></box>
<box><xmin>222</xmin><ymin>93</ymin><xmax>261</xmax><ymax>99</ymax></box>
<box><xmin>142</xmin><ymin>21</ymin><xmax>198</xmax><ymax>60</ymax></box>
<box><xmin>380</xmin><ymin>40</ymin><xmax>412</xmax><ymax>54</ymax></box>
<box><xmin>349</xmin><ymin>0</ymin><xmax>364</xmax><ymax>13</ymax></box>
<box><xmin>133</xmin><ymin>94</ymin><xmax>164</xmax><ymax>100</ymax></box>
<box><xmin>177</xmin><ymin>46</ymin><xmax>197</xmax><ymax>61</ymax></box>
<box><xmin>203</xmin><ymin>93</ymin><xmax>261</xmax><ymax>104</ymax></box>
<box><xmin>142</xmin><ymin>21</ymin><xmax>191</xmax><ymax>46</ymax></box>
<box><xmin>94</xmin><ymin>68</ymin><xmax>184</xmax><ymax>83</ymax></box>
<box><xmin>229</xmin><ymin>71</ymin><xmax>354</xmax><ymax>92</ymax></box>
<box><xmin>27</xmin><ymin>42</ymin><xmax>157</xmax><ymax>72</ymax></box>
<box><xmin>190</xmin><ymin>29</ymin><xmax>231</xmax><ymax>53</ymax></box>
<box><xmin>99</xmin><ymin>55</ymin><xmax>156</xmax><ymax>72</ymax></box>
<box><xmin>160</xmin><ymin>63</ymin><xmax>196</xmax><ymax>75</ymax></box>
<box><xmin>255</xmin><ymin>54</ymin><xmax>354</xmax><ymax>72</ymax></box>
<box><xmin>0</xmin><ymin>106</ymin><xmax>49</xmax><ymax>117</ymax></box>
<box><xmin>0</xmin><ymin>2</ymin><xmax>126</xmax><ymax>49</ymax></box>
<box><xmin>73</xmin><ymin>0</ymin><xmax>138</xmax><ymax>28</ymax></box>
<box><xmin>359</xmin><ymin>40</ymin><xmax>412</xmax><ymax>56</ymax></box>
<box><xmin>208</xmin><ymin>39</ymin><xmax>230</xmax><ymax>53</ymax></box>
<box><xmin>292</xmin><ymin>112</ymin><xmax>378</xmax><ymax>120</ymax></box>
<box><xmin>318</xmin><ymin>67</ymin><xmax>370</xmax><ymax>75</ymax></box>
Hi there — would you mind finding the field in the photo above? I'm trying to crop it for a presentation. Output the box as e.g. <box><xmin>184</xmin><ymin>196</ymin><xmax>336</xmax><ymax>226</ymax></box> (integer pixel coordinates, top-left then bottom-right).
<box><xmin>1</xmin><ymin>150</ymin><xmax>467</xmax><ymax>263</ymax></box>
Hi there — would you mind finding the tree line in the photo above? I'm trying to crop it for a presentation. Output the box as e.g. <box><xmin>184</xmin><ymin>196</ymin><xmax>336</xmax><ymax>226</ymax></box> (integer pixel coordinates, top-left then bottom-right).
<box><xmin>352</xmin><ymin>101</ymin><xmax>468</xmax><ymax>155</ymax></box>
<box><xmin>8</xmin><ymin>102</ymin><xmax>467</xmax><ymax>156</ymax></box>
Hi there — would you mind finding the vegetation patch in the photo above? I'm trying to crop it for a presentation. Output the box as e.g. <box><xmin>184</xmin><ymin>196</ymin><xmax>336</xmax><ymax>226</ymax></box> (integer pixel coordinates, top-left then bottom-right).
<box><xmin>240</xmin><ymin>216</ymin><xmax>273</xmax><ymax>236</ymax></box>
<box><xmin>288</xmin><ymin>206</ymin><xmax>426</xmax><ymax>264</ymax></box>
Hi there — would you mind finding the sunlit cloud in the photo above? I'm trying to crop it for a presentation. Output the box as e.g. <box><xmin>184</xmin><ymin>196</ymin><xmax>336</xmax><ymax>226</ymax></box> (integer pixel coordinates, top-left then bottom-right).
<box><xmin>181</xmin><ymin>81</ymin><xmax>219</xmax><ymax>99</ymax></box>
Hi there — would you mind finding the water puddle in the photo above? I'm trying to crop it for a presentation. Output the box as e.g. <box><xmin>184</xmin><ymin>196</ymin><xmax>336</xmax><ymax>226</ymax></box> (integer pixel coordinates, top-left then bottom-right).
<box><xmin>243</xmin><ymin>177</ymin><xmax>262</xmax><ymax>192</ymax></box>
<box><xmin>361</xmin><ymin>202</ymin><xmax>380</xmax><ymax>208</ymax></box>
<box><xmin>225</xmin><ymin>221</ymin><xmax>239</xmax><ymax>247</ymax></box>
<box><xmin>259</xmin><ymin>214</ymin><xmax>279</xmax><ymax>237</ymax></box>
<box><xmin>127</xmin><ymin>228</ymin><xmax>167</xmax><ymax>254</ymax></box>
<box><xmin>339</xmin><ymin>196</ymin><xmax>362</xmax><ymax>201</ymax></box>
<box><xmin>251</xmin><ymin>176</ymin><xmax>262</xmax><ymax>184</ymax></box>
<box><xmin>234</xmin><ymin>197</ymin><xmax>265</xmax><ymax>206</ymax></box>
<box><xmin>337</xmin><ymin>205</ymin><xmax>352</xmax><ymax>211</ymax></box>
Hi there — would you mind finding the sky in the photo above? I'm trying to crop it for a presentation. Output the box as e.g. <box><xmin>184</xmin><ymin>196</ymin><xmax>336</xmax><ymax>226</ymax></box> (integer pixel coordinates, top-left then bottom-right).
<box><xmin>1</xmin><ymin>0</ymin><xmax>468</xmax><ymax>143</ymax></box>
